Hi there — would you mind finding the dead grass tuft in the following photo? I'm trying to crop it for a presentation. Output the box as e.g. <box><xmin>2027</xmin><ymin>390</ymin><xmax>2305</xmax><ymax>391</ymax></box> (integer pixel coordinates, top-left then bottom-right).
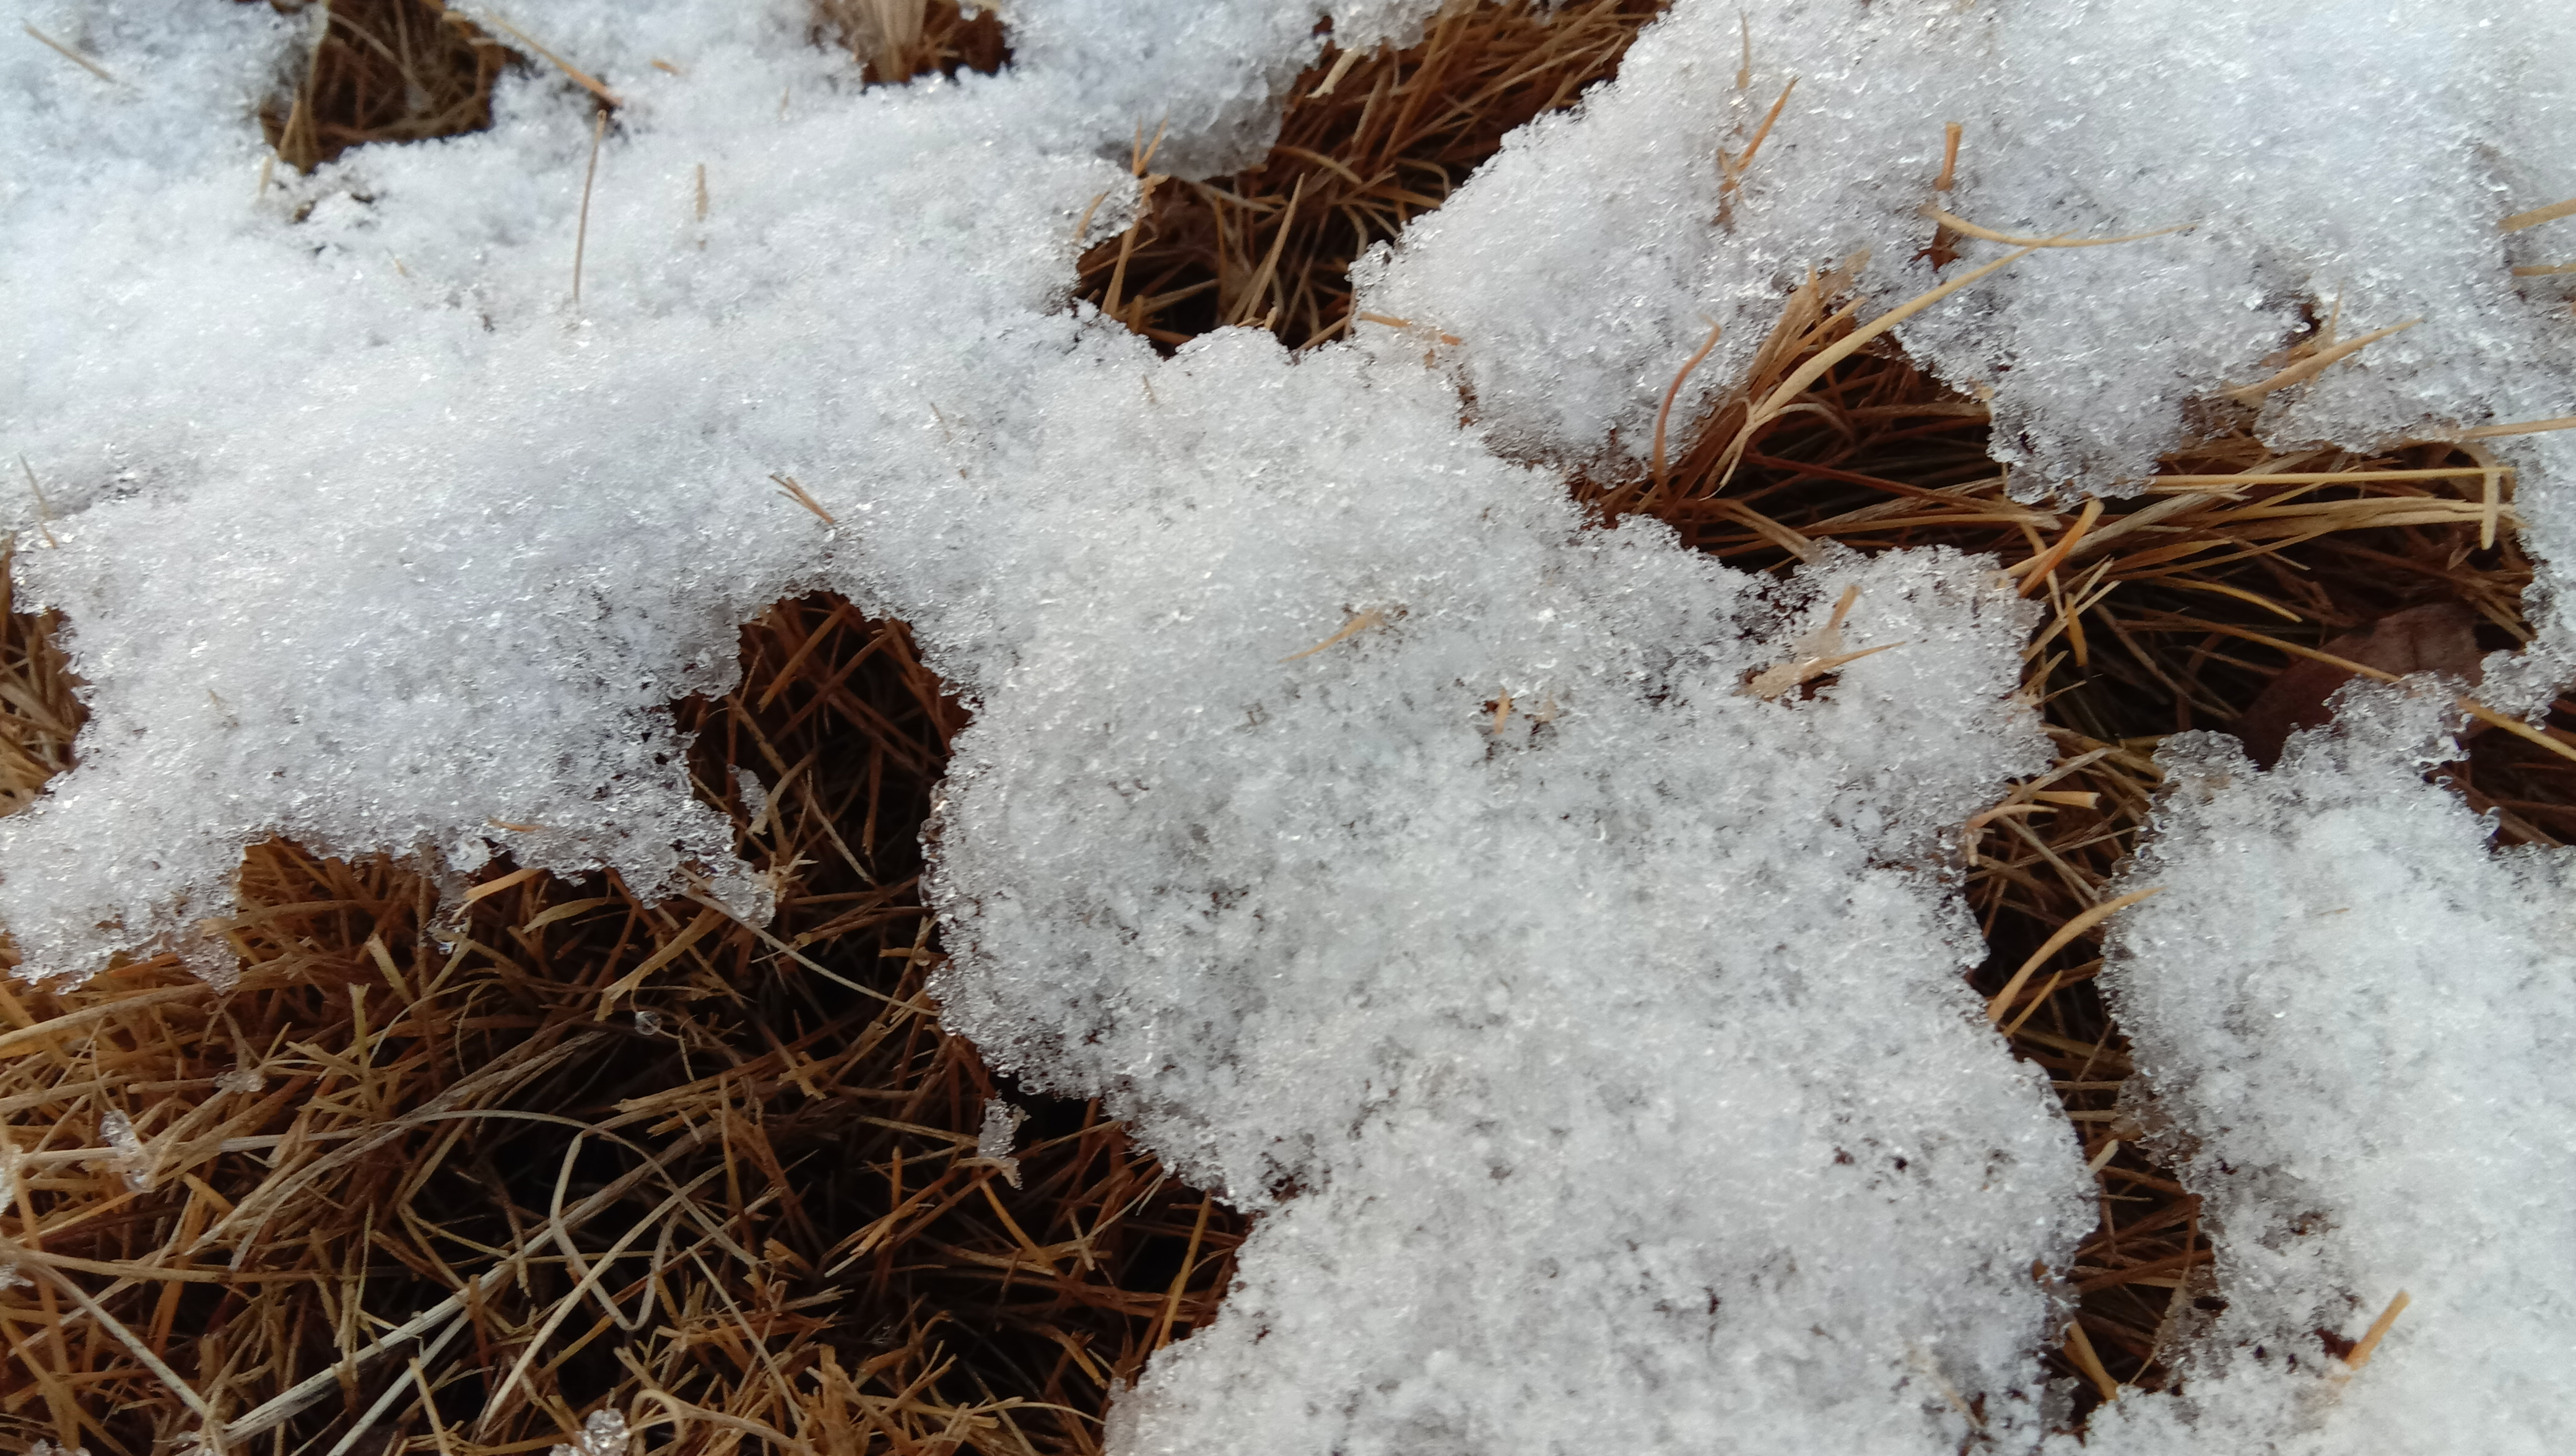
<box><xmin>0</xmin><ymin>545</ymin><xmax>82</xmax><ymax>817</ymax></box>
<box><xmin>259</xmin><ymin>0</ymin><xmax>513</xmax><ymax>172</ymax></box>
<box><xmin>1077</xmin><ymin>0</ymin><xmax>1669</xmax><ymax>350</ymax></box>
<box><xmin>0</xmin><ymin>597</ymin><xmax>1241</xmax><ymax>1455</ymax></box>
<box><xmin>1600</xmin><ymin>241</ymin><xmax>2575</xmax><ymax>1418</ymax></box>
<box><xmin>813</xmin><ymin>0</ymin><xmax>1008</xmax><ymax>87</ymax></box>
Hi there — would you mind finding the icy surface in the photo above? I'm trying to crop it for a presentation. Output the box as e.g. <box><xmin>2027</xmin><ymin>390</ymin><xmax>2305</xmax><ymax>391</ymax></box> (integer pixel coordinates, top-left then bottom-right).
<box><xmin>11</xmin><ymin>0</ymin><xmax>2576</xmax><ymax>1448</ymax></box>
<box><xmin>2083</xmin><ymin>693</ymin><xmax>2576</xmax><ymax>1456</ymax></box>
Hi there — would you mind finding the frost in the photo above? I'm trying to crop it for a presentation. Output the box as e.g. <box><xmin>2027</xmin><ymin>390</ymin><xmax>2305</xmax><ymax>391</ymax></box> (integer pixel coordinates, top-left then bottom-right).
<box><xmin>1361</xmin><ymin>0</ymin><xmax>2576</xmax><ymax>503</ymax></box>
<box><xmin>729</xmin><ymin>765</ymin><xmax>768</xmax><ymax>828</ymax></box>
<box><xmin>214</xmin><ymin>1065</ymin><xmax>264</xmax><ymax>1095</ymax></box>
<box><xmin>919</xmin><ymin>336</ymin><xmax>2079</xmax><ymax>1450</ymax></box>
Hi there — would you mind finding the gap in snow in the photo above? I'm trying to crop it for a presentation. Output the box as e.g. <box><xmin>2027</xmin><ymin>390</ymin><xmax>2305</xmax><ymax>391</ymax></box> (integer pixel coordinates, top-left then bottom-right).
<box><xmin>627</xmin><ymin>588</ymin><xmax>1257</xmax><ymax>1427</ymax></box>
<box><xmin>809</xmin><ymin>0</ymin><xmax>1011</xmax><ymax>87</ymax></box>
<box><xmin>2450</xmin><ymin>686</ymin><xmax>2576</xmax><ymax>846</ymax></box>
<box><xmin>0</xmin><ymin>547</ymin><xmax>82</xmax><ymax>828</ymax></box>
<box><xmin>258</xmin><ymin>0</ymin><xmax>518</xmax><ymax>173</ymax></box>
<box><xmin>1073</xmin><ymin>0</ymin><xmax>1666</xmax><ymax>352</ymax></box>
<box><xmin>669</xmin><ymin>592</ymin><xmax>1255</xmax><ymax>1418</ymax></box>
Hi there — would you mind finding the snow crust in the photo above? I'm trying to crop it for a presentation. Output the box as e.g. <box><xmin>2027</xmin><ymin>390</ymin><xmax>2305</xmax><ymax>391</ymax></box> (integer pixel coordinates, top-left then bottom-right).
<box><xmin>2081</xmin><ymin>694</ymin><xmax>2576</xmax><ymax>1455</ymax></box>
<box><xmin>7</xmin><ymin>0</ymin><xmax>2575</xmax><ymax>1449</ymax></box>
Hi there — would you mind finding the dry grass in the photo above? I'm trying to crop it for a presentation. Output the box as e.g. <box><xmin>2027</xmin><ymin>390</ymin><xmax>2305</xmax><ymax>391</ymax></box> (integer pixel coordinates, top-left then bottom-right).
<box><xmin>259</xmin><ymin>0</ymin><xmax>512</xmax><ymax>171</ymax></box>
<box><xmin>0</xmin><ymin>545</ymin><xmax>80</xmax><ymax>818</ymax></box>
<box><xmin>1077</xmin><ymin>0</ymin><xmax>1669</xmax><ymax>350</ymax></box>
<box><xmin>813</xmin><ymin>0</ymin><xmax>1007</xmax><ymax>87</ymax></box>
<box><xmin>0</xmin><ymin>598</ymin><xmax>1242</xmax><ymax>1456</ymax></box>
<box><xmin>1599</xmin><ymin>249</ymin><xmax>2576</xmax><ymax>1414</ymax></box>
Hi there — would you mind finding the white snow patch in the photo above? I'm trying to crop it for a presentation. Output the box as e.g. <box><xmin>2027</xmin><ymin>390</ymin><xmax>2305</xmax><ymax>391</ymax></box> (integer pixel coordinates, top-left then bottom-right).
<box><xmin>93</xmin><ymin>1107</ymin><xmax>150</xmax><ymax>1190</ymax></box>
<box><xmin>923</xmin><ymin>331</ymin><xmax>2082</xmax><ymax>1452</ymax></box>
<box><xmin>547</xmin><ymin>1407</ymin><xmax>629</xmax><ymax>1456</ymax></box>
<box><xmin>2075</xmin><ymin>691</ymin><xmax>2576</xmax><ymax>1456</ymax></box>
<box><xmin>1362</xmin><ymin>0</ymin><xmax>2576</xmax><ymax>492</ymax></box>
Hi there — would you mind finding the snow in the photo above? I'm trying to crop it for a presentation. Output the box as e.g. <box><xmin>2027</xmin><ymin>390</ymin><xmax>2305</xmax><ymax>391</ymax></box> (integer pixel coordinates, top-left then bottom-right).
<box><xmin>2081</xmin><ymin>691</ymin><xmax>2576</xmax><ymax>1455</ymax></box>
<box><xmin>7</xmin><ymin>0</ymin><xmax>2575</xmax><ymax>1449</ymax></box>
<box><xmin>926</xmin><ymin>334</ymin><xmax>2081</xmax><ymax>1450</ymax></box>
<box><xmin>547</xmin><ymin>1406</ymin><xmax>629</xmax><ymax>1456</ymax></box>
<box><xmin>975</xmin><ymin>1096</ymin><xmax>1027</xmax><ymax>1187</ymax></box>
<box><xmin>5</xmin><ymin>0</ymin><xmax>1123</xmax><ymax>970</ymax></box>
<box><xmin>1359</xmin><ymin>1</ymin><xmax>2576</xmax><ymax>509</ymax></box>
<box><xmin>998</xmin><ymin>0</ymin><xmax>1338</xmax><ymax>175</ymax></box>
<box><xmin>94</xmin><ymin>1107</ymin><xmax>149</xmax><ymax>1190</ymax></box>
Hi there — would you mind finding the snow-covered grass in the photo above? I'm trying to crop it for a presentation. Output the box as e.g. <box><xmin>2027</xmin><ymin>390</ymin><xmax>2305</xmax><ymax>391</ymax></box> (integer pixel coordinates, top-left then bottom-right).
<box><xmin>7</xmin><ymin>0</ymin><xmax>2576</xmax><ymax>1452</ymax></box>
<box><xmin>0</xmin><ymin>596</ymin><xmax>1257</xmax><ymax>1453</ymax></box>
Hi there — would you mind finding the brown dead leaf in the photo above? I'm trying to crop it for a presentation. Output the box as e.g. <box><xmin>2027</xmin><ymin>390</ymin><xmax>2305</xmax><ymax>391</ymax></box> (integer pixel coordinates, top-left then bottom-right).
<box><xmin>2235</xmin><ymin>601</ymin><xmax>2483</xmax><ymax>766</ymax></box>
